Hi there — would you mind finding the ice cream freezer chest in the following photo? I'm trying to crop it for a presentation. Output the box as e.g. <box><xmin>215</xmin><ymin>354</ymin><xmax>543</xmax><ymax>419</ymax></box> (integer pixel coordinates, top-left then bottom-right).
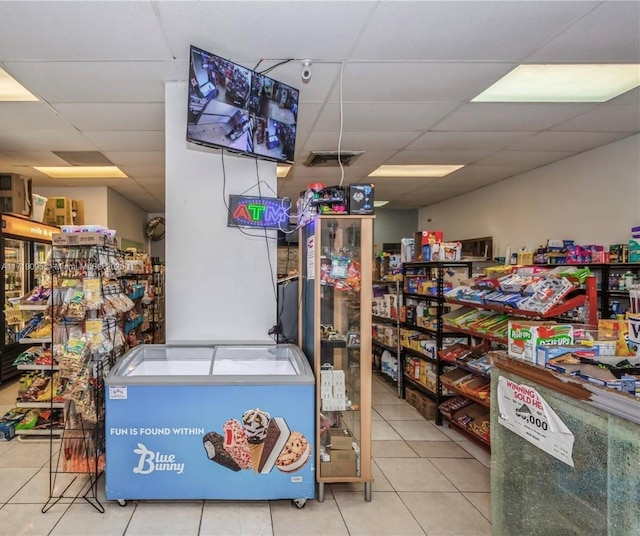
<box><xmin>105</xmin><ymin>344</ymin><xmax>315</xmax><ymax>502</ymax></box>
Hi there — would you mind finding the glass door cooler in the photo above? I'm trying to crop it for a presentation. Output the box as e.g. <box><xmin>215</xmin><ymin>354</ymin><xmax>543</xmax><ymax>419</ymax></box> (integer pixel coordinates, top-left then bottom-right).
<box><xmin>0</xmin><ymin>214</ymin><xmax>56</xmax><ymax>384</ymax></box>
<box><xmin>105</xmin><ymin>343</ymin><xmax>315</xmax><ymax>504</ymax></box>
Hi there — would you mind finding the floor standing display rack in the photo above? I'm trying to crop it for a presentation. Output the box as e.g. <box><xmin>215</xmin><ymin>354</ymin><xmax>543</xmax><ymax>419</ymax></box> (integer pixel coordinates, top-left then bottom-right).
<box><xmin>299</xmin><ymin>215</ymin><xmax>374</xmax><ymax>502</ymax></box>
<box><xmin>401</xmin><ymin>262</ymin><xmax>473</xmax><ymax>425</ymax></box>
<box><xmin>42</xmin><ymin>233</ymin><xmax>131</xmax><ymax>513</ymax></box>
<box><xmin>372</xmin><ymin>279</ymin><xmax>401</xmax><ymax>397</ymax></box>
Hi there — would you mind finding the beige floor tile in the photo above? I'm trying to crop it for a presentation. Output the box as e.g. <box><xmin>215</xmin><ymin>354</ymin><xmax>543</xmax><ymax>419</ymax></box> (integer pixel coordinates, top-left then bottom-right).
<box><xmin>124</xmin><ymin>501</ymin><xmax>203</xmax><ymax>535</ymax></box>
<box><xmin>0</xmin><ymin>467</ymin><xmax>39</xmax><ymax>503</ymax></box>
<box><xmin>372</xmin><ymin>440</ymin><xmax>418</xmax><ymax>458</ymax></box>
<box><xmin>333</xmin><ymin>491</ymin><xmax>425</xmax><ymax>535</ymax></box>
<box><xmin>0</xmin><ymin>439</ymin><xmax>18</xmax><ymax>459</ymax></box>
<box><xmin>389</xmin><ymin>420</ymin><xmax>449</xmax><ymax>441</ymax></box>
<box><xmin>374</xmin><ymin>404</ymin><xmax>423</xmax><ymax>421</ymax></box>
<box><xmin>371</xmin><ymin>420</ymin><xmax>402</xmax><ymax>440</ymax></box>
<box><xmin>458</xmin><ymin>441</ymin><xmax>492</xmax><ymax>468</ymax></box>
<box><xmin>376</xmin><ymin>458</ymin><xmax>456</xmax><ymax>492</ymax></box>
<box><xmin>371</xmin><ymin>392</ymin><xmax>404</xmax><ymax>405</ymax></box>
<box><xmin>50</xmin><ymin>500</ymin><xmax>135</xmax><ymax>535</ymax></box>
<box><xmin>9</xmin><ymin>467</ymin><xmax>89</xmax><ymax>504</ymax></box>
<box><xmin>400</xmin><ymin>492</ymin><xmax>492</xmax><ymax>536</ymax></box>
<box><xmin>0</xmin><ymin>441</ymin><xmax>54</xmax><ymax>468</ymax></box>
<box><xmin>430</xmin><ymin>458</ymin><xmax>490</xmax><ymax>492</ymax></box>
<box><xmin>199</xmin><ymin>501</ymin><xmax>272</xmax><ymax>535</ymax></box>
<box><xmin>463</xmin><ymin>492</ymin><xmax>492</xmax><ymax>522</ymax></box>
<box><xmin>407</xmin><ymin>441</ymin><xmax>472</xmax><ymax>458</ymax></box>
<box><xmin>270</xmin><ymin>497</ymin><xmax>348</xmax><ymax>535</ymax></box>
<box><xmin>371</xmin><ymin>408</ymin><xmax>383</xmax><ymax>421</ymax></box>
<box><xmin>438</xmin><ymin>423</ymin><xmax>471</xmax><ymax>442</ymax></box>
<box><xmin>0</xmin><ymin>503</ymin><xmax>69</xmax><ymax>535</ymax></box>
<box><xmin>0</xmin><ymin>383</ymin><xmax>18</xmax><ymax>405</ymax></box>
<box><xmin>330</xmin><ymin>459</ymin><xmax>393</xmax><ymax>494</ymax></box>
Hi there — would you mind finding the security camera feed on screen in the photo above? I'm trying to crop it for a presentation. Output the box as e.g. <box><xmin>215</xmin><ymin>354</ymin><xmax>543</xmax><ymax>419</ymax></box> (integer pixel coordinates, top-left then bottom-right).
<box><xmin>187</xmin><ymin>45</ymin><xmax>299</xmax><ymax>164</ymax></box>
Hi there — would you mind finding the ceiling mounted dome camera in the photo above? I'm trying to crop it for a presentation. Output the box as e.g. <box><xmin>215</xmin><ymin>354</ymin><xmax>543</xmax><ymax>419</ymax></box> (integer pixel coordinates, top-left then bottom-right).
<box><xmin>301</xmin><ymin>59</ymin><xmax>312</xmax><ymax>83</ymax></box>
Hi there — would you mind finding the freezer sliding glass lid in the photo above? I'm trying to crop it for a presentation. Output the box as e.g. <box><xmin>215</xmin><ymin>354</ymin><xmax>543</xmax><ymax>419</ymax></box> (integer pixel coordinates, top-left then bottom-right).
<box><xmin>212</xmin><ymin>345</ymin><xmax>301</xmax><ymax>375</ymax></box>
<box><xmin>117</xmin><ymin>346</ymin><xmax>215</xmax><ymax>377</ymax></box>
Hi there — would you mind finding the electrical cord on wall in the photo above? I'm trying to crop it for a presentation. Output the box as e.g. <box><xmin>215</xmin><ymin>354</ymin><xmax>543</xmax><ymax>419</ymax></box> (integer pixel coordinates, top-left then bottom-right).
<box><xmin>338</xmin><ymin>61</ymin><xmax>345</xmax><ymax>187</ymax></box>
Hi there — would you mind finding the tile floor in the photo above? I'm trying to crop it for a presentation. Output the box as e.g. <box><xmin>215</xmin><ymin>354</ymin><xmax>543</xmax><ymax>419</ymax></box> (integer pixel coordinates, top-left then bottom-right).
<box><xmin>0</xmin><ymin>374</ymin><xmax>491</xmax><ymax>535</ymax></box>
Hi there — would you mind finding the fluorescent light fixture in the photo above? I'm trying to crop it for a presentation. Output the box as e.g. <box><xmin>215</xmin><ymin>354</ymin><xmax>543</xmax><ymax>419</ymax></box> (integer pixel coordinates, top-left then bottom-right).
<box><xmin>34</xmin><ymin>166</ymin><xmax>127</xmax><ymax>178</ymax></box>
<box><xmin>0</xmin><ymin>67</ymin><xmax>39</xmax><ymax>101</ymax></box>
<box><xmin>374</xmin><ymin>200</ymin><xmax>389</xmax><ymax>207</ymax></box>
<box><xmin>472</xmin><ymin>64</ymin><xmax>640</xmax><ymax>103</ymax></box>
<box><xmin>277</xmin><ymin>165</ymin><xmax>292</xmax><ymax>178</ymax></box>
<box><xmin>368</xmin><ymin>165</ymin><xmax>464</xmax><ymax>178</ymax></box>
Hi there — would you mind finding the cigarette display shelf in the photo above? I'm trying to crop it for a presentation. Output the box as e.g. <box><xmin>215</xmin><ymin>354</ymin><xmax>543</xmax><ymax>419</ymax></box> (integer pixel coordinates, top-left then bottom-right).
<box><xmin>401</xmin><ymin>261</ymin><xmax>474</xmax><ymax>425</ymax></box>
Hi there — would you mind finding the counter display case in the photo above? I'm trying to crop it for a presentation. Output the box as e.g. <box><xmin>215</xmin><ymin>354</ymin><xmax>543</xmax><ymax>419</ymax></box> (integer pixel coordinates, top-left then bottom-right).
<box><xmin>299</xmin><ymin>216</ymin><xmax>373</xmax><ymax>502</ymax></box>
<box><xmin>105</xmin><ymin>343</ymin><xmax>315</xmax><ymax>505</ymax></box>
<box><xmin>490</xmin><ymin>353</ymin><xmax>639</xmax><ymax>536</ymax></box>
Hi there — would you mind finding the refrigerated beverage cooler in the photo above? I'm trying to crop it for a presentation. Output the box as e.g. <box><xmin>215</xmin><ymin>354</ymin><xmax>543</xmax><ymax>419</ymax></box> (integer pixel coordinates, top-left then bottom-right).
<box><xmin>0</xmin><ymin>214</ymin><xmax>56</xmax><ymax>384</ymax></box>
<box><xmin>105</xmin><ymin>343</ymin><xmax>315</xmax><ymax>505</ymax></box>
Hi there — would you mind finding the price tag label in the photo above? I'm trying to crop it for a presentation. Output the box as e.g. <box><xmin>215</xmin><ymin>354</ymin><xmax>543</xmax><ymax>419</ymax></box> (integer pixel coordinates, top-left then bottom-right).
<box><xmin>109</xmin><ymin>385</ymin><xmax>127</xmax><ymax>400</ymax></box>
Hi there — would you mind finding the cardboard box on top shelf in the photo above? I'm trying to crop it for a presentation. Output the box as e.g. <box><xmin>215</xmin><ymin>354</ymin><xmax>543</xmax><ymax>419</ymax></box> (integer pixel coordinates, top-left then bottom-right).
<box><xmin>328</xmin><ymin>429</ymin><xmax>353</xmax><ymax>450</ymax></box>
<box><xmin>0</xmin><ymin>174</ymin><xmax>31</xmax><ymax>216</ymax></box>
<box><xmin>45</xmin><ymin>197</ymin><xmax>73</xmax><ymax>226</ymax></box>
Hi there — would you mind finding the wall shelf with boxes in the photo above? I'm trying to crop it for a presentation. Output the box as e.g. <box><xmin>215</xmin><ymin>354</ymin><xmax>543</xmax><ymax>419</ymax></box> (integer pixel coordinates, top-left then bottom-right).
<box><xmin>299</xmin><ymin>215</ymin><xmax>373</xmax><ymax>502</ymax></box>
<box><xmin>400</xmin><ymin>261</ymin><xmax>473</xmax><ymax>426</ymax></box>
<box><xmin>372</xmin><ymin>279</ymin><xmax>401</xmax><ymax>395</ymax></box>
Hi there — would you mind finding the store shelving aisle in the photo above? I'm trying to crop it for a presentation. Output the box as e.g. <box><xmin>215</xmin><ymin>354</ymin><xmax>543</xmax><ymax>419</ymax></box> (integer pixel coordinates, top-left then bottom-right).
<box><xmin>0</xmin><ymin>375</ymin><xmax>491</xmax><ymax>535</ymax></box>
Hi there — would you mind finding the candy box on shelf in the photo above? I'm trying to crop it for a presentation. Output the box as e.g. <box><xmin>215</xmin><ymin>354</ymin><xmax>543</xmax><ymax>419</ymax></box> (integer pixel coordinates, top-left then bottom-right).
<box><xmin>609</xmin><ymin>244</ymin><xmax>629</xmax><ymax>263</ymax></box>
<box><xmin>538</xmin><ymin>345</ymin><xmax>599</xmax><ymax>368</ymax></box>
<box><xmin>508</xmin><ymin>321</ymin><xmax>573</xmax><ymax>363</ymax></box>
<box><xmin>421</xmin><ymin>230</ymin><xmax>444</xmax><ymax>245</ymax></box>
<box><xmin>629</xmin><ymin>239</ymin><xmax>640</xmax><ymax>263</ymax></box>
<box><xmin>439</xmin><ymin>242</ymin><xmax>462</xmax><ymax>261</ymax></box>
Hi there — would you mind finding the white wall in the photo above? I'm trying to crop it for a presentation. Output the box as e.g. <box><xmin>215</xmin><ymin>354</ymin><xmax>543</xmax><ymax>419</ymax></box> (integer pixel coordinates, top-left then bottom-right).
<box><xmin>33</xmin><ymin>186</ymin><xmax>108</xmax><ymax>226</ymax></box>
<box><xmin>106</xmin><ymin>188</ymin><xmax>147</xmax><ymax>247</ymax></box>
<box><xmin>418</xmin><ymin>134</ymin><xmax>640</xmax><ymax>258</ymax></box>
<box><xmin>165</xmin><ymin>82</ymin><xmax>277</xmax><ymax>343</ymax></box>
<box><xmin>374</xmin><ymin>209</ymin><xmax>418</xmax><ymax>251</ymax></box>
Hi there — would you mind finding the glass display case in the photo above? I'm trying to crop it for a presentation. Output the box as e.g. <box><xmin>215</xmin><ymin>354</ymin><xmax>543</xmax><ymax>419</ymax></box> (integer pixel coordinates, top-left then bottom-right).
<box><xmin>299</xmin><ymin>216</ymin><xmax>374</xmax><ymax>501</ymax></box>
<box><xmin>0</xmin><ymin>214</ymin><xmax>56</xmax><ymax>383</ymax></box>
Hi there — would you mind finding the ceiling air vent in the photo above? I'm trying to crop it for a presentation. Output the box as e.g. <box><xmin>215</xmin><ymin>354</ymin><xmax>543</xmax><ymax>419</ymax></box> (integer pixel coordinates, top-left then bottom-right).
<box><xmin>52</xmin><ymin>151</ymin><xmax>114</xmax><ymax>166</ymax></box>
<box><xmin>304</xmin><ymin>150</ymin><xmax>364</xmax><ymax>167</ymax></box>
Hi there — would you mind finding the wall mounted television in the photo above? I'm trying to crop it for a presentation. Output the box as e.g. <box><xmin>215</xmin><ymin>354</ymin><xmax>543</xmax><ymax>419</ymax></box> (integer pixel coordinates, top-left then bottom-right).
<box><xmin>187</xmin><ymin>45</ymin><xmax>299</xmax><ymax>164</ymax></box>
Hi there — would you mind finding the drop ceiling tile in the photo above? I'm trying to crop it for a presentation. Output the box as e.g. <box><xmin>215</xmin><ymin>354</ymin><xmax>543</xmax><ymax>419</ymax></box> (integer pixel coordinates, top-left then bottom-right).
<box><xmin>304</xmin><ymin>131</ymin><xmax>421</xmax><ymax>152</ymax></box>
<box><xmin>473</xmin><ymin>150</ymin><xmax>576</xmax><ymax>167</ymax></box>
<box><xmin>386</xmin><ymin>150</ymin><xmax>491</xmax><ymax>165</ymax></box>
<box><xmin>285</xmin><ymin>165</ymin><xmax>370</xmax><ymax>182</ymax></box>
<box><xmin>314</xmin><ymin>102</ymin><xmax>460</xmax><ymax>131</ymax></box>
<box><xmin>0</xmin><ymin>102</ymin><xmax>73</xmax><ymax>131</ymax></box>
<box><xmin>0</xmin><ymin>129</ymin><xmax>97</xmax><ymax>151</ymax></box>
<box><xmin>53</xmin><ymin>103</ymin><xmax>165</xmax><ymax>131</ymax></box>
<box><xmin>119</xmin><ymin>163</ymin><xmax>166</xmax><ymax>178</ymax></box>
<box><xmin>445</xmin><ymin>165</ymin><xmax>534</xmax><ymax>186</ymax></box>
<box><xmin>296</xmin><ymin>103</ymin><xmax>323</xmax><ymax>133</ymax></box>
<box><xmin>406</xmin><ymin>131</ymin><xmax>535</xmax><ymax>151</ymax></box>
<box><xmin>432</xmin><ymin>103</ymin><xmax>596</xmax><ymax>131</ymax></box>
<box><xmin>103</xmin><ymin>151</ymin><xmax>165</xmax><ymax>167</ymax></box>
<box><xmin>507</xmin><ymin>131</ymin><xmax>634</xmax><ymax>152</ymax></box>
<box><xmin>4</xmin><ymin>61</ymin><xmax>177</xmax><ymax>103</ymax></box>
<box><xmin>349</xmin><ymin>151</ymin><xmax>397</xmax><ymax>168</ymax></box>
<box><xmin>327</xmin><ymin>62</ymin><xmax>514</xmax><ymax>103</ymax></box>
<box><xmin>352</xmin><ymin>1</ymin><xmax>597</xmax><ymax>60</ymax></box>
<box><xmin>0</xmin><ymin>151</ymin><xmax>67</xmax><ymax>166</ymax></box>
<box><xmin>82</xmin><ymin>131</ymin><xmax>165</xmax><ymax>151</ymax></box>
<box><xmin>610</xmin><ymin>87</ymin><xmax>640</xmax><ymax>105</ymax></box>
<box><xmin>156</xmin><ymin>1</ymin><xmax>373</xmax><ymax>60</ymax></box>
<box><xmin>0</xmin><ymin>2</ymin><xmax>172</xmax><ymax>60</ymax></box>
<box><xmin>527</xmin><ymin>2</ymin><xmax>640</xmax><ymax>63</ymax></box>
<box><xmin>550</xmin><ymin>104</ymin><xmax>640</xmax><ymax>133</ymax></box>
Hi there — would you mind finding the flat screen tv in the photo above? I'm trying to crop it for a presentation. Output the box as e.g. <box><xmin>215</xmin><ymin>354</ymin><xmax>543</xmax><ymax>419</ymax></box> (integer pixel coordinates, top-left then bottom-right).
<box><xmin>187</xmin><ymin>45</ymin><xmax>299</xmax><ymax>164</ymax></box>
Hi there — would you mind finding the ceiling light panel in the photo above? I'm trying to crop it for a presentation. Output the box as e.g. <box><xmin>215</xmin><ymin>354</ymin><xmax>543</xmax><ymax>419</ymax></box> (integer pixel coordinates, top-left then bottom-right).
<box><xmin>0</xmin><ymin>67</ymin><xmax>38</xmax><ymax>101</ymax></box>
<box><xmin>368</xmin><ymin>165</ymin><xmax>464</xmax><ymax>178</ymax></box>
<box><xmin>34</xmin><ymin>166</ymin><xmax>127</xmax><ymax>178</ymax></box>
<box><xmin>374</xmin><ymin>201</ymin><xmax>389</xmax><ymax>207</ymax></box>
<box><xmin>277</xmin><ymin>165</ymin><xmax>291</xmax><ymax>178</ymax></box>
<box><xmin>472</xmin><ymin>64</ymin><xmax>640</xmax><ymax>103</ymax></box>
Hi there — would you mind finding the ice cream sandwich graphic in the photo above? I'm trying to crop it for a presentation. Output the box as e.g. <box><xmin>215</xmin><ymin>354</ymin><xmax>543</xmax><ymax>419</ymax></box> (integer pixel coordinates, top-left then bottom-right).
<box><xmin>276</xmin><ymin>432</ymin><xmax>311</xmax><ymax>473</ymax></box>
<box><xmin>258</xmin><ymin>417</ymin><xmax>290</xmax><ymax>474</ymax></box>
<box><xmin>203</xmin><ymin>432</ymin><xmax>241</xmax><ymax>472</ymax></box>
<box><xmin>242</xmin><ymin>408</ymin><xmax>271</xmax><ymax>472</ymax></box>
<box><xmin>223</xmin><ymin>419</ymin><xmax>253</xmax><ymax>470</ymax></box>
